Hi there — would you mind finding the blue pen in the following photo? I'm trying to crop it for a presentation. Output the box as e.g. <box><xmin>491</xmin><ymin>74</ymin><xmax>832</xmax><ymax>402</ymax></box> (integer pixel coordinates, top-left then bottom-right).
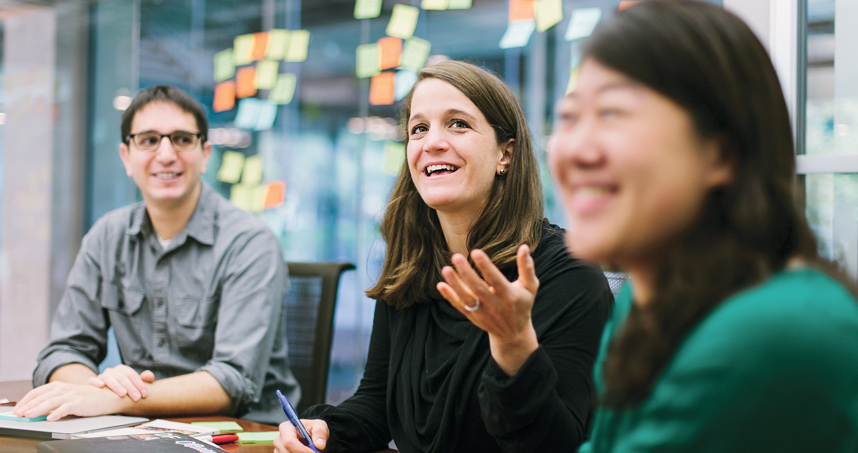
<box><xmin>276</xmin><ymin>389</ymin><xmax>323</xmax><ymax>453</ymax></box>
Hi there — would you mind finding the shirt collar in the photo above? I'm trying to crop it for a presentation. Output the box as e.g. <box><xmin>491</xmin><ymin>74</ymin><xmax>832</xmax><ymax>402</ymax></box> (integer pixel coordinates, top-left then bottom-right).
<box><xmin>126</xmin><ymin>183</ymin><xmax>216</xmax><ymax>246</ymax></box>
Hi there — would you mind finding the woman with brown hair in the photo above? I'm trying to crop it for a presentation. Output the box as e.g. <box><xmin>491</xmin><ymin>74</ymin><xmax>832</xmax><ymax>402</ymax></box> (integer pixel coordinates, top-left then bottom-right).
<box><xmin>548</xmin><ymin>1</ymin><xmax>858</xmax><ymax>451</ymax></box>
<box><xmin>275</xmin><ymin>60</ymin><xmax>612</xmax><ymax>452</ymax></box>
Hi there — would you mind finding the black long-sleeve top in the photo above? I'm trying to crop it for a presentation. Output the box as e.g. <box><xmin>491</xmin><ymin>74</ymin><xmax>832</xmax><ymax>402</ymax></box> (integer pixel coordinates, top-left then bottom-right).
<box><xmin>304</xmin><ymin>223</ymin><xmax>613</xmax><ymax>452</ymax></box>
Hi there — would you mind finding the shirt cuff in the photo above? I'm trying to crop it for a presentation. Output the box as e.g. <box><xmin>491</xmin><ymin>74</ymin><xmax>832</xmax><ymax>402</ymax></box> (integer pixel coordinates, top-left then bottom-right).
<box><xmin>198</xmin><ymin>361</ymin><xmax>259</xmax><ymax>416</ymax></box>
<box><xmin>32</xmin><ymin>351</ymin><xmax>99</xmax><ymax>387</ymax></box>
<box><xmin>479</xmin><ymin>345</ymin><xmax>558</xmax><ymax>431</ymax></box>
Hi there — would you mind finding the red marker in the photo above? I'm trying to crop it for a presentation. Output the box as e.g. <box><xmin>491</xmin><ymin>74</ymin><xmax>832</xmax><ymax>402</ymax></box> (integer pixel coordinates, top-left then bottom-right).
<box><xmin>211</xmin><ymin>433</ymin><xmax>239</xmax><ymax>444</ymax></box>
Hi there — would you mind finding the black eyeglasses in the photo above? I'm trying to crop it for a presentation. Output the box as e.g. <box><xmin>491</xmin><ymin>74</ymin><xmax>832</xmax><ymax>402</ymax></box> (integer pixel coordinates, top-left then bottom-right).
<box><xmin>125</xmin><ymin>131</ymin><xmax>205</xmax><ymax>152</ymax></box>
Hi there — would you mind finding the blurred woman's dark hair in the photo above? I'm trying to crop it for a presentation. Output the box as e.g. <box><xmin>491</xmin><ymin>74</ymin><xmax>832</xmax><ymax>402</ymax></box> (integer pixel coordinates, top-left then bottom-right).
<box><xmin>584</xmin><ymin>0</ymin><xmax>857</xmax><ymax>407</ymax></box>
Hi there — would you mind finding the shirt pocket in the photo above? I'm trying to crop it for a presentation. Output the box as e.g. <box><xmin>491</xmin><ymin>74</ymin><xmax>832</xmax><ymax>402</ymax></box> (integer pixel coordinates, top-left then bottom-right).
<box><xmin>99</xmin><ymin>285</ymin><xmax>147</xmax><ymax>363</ymax></box>
<box><xmin>172</xmin><ymin>295</ymin><xmax>219</xmax><ymax>361</ymax></box>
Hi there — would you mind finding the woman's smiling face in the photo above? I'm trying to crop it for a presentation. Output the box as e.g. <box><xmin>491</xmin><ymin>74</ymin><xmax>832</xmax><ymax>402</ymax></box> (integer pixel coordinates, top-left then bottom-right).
<box><xmin>406</xmin><ymin>78</ymin><xmax>511</xmax><ymax>219</ymax></box>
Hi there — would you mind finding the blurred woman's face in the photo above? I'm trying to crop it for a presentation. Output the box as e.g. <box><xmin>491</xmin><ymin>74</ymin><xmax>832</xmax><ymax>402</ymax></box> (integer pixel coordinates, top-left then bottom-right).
<box><xmin>548</xmin><ymin>59</ymin><xmax>732</xmax><ymax>271</ymax></box>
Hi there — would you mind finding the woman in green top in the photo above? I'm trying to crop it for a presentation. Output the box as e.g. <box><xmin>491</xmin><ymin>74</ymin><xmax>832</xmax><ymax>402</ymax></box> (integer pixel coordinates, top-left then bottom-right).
<box><xmin>548</xmin><ymin>1</ymin><xmax>858</xmax><ymax>451</ymax></box>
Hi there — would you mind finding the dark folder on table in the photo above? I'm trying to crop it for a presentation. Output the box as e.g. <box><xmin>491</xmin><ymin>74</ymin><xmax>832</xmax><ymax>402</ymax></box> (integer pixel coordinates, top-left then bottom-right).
<box><xmin>0</xmin><ymin>414</ymin><xmax>148</xmax><ymax>439</ymax></box>
<box><xmin>35</xmin><ymin>432</ymin><xmax>225</xmax><ymax>452</ymax></box>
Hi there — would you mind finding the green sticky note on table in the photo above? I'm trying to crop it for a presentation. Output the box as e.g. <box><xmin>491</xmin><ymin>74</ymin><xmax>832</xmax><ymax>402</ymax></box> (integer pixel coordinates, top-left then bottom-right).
<box><xmin>356</xmin><ymin>43</ymin><xmax>380</xmax><ymax>79</ymax></box>
<box><xmin>270</xmin><ymin>74</ymin><xmax>297</xmax><ymax>104</ymax></box>
<box><xmin>285</xmin><ymin>30</ymin><xmax>310</xmax><ymax>62</ymax></box>
<box><xmin>217</xmin><ymin>151</ymin><xmax>245</xmax><ymax>184</ymax></box>
<box><xmin>354</xmin><ymin>0</ymin><xmax>382</xmax><ymax>19</ymax></box>
<box><xmin>255</xmin><ymin>60</ymin><xmax>280</xmax><ymax>90</ymax></box>
<box><xmin>400</xmin><ymin>37</ymin><xmax>431</xmax><ymax>71</ymax></box>
<box><xmin>0</xmin><ymin>410</ymin><xmax>48</xmax><ymax>422</ymax></box>
<box><xmin>191</xmin><ymin>420</ymin><xmax>244</xmax><ymax>433</ymax></box>
<box><xmin>214</xmin><ymin>48</ymin><xmax>235</xmax><ymax>82</ymax></box>
<box><xmin>267</xmin><ymin>29</ymin><xmax>289</xmax><ymax>59</ymax></box>
<box><xmin>386</xmin><ymin>4</ymin><xmax>419</xmax><ymax>40</ymax></box>
<box><xmin>535</xmin><ymin>0</ymin><xmax>563</xmax><ymax>32</ymax></box>
<box><xmin>237</xmin><ymin>431</ymin><xmax>279</xmax><ymax>444</ymax></box>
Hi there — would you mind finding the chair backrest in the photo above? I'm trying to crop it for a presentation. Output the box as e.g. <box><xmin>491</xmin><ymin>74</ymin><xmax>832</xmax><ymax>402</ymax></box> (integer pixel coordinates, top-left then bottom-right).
<box><xmin>284</xmin><ymin>261</ymin><xmax>356</xmax><ymax>414</ymax></box>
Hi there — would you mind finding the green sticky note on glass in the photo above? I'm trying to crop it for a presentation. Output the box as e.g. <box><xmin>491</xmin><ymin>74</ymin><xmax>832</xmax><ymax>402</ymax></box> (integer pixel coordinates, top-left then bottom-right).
<box><xmin>421</xmin><ymin>0</ymin><xmax>448</xmax><ymax>10</ymax></box>
<box><xmin>356</xmin><ymin>43</ymin><xmax>380</xmax><ymax>79</ymax></box>
<box><xmin>267</xmin><ymin>29</ymin><xmax>290</xmax><ymax>59</ymax></box>
<box><xmin>565</xmin><ymin>7</ymin><xmax>602</xmax><ymax>41</ymax></box>
<box><xmin>250</xmin><ymin>185</ymin><xmax>268</xmax><ymax>212</ymax></box>
<box><xmin>382</xmin><ymin>141</ymin><xmax>406</xmax><ymax>175</ymax></box>
<box><xmin>234</xmin><ymin>98</ymin><xmax>262</xmax><ymax>129</ymax></box>
<box><xmin>285</xmin><ymin>30</ymin><xmax>310</xmax><ymax>62</ymax></box>
<box><xmin>354</xmin><ymin>0</ymin><xmax>382</xmax><ymax>19</ymax></box>
<box><xmin>230</xmin><ymin>184</ymin><xmax>253</xmax><ymax>211</ymax></box>
<box><xmin>237</xmin><ymin>431</ymin><xmax>279</xmax><ymax>444</ymax></box>
<box><xmin>217</xmin><ymin>151</ymin><xmax>245</xmax><ymax>184</ymax></box>
<box><xmin>214</xmin><ymin>49</ymin><xmax>235</xmax><ymax>82</ymax></box>
<box><xmin>448</xmin><ymin>0</ymin><xmax>473</xmax><ymax>9</ymax></box>
<box><xmin>400</xmin><ymin>37</ymin><xmax>431</xmax><ymax>71</ymax></box>
<box><xmin>499</xmin><ymin>20</ymin><xmax>535</xmax><ymax>49</ymax></box>
<box><xmin>269</xmin><ymin>74</ymin><xmax>297</xmax><ymax>104</ymax></box>
<box><xmin>254</xmin><ymin>101</ymin><xmax>278</xmax><ymax>131</ymax></box>
<box><xmin>233</xmin><ymin>34</ymin><xmax>255</xmax><ymax>66</ymax></box>
<box><xmin>535</xmin><ymin>0</ymin><xmax>563</xmax><ymax>32</ymax></box>
<box><xmin>386</xmin><ymin>4</ymin><xmax>419</xmax><ymax>39</ymax></box>
<box><xmin>191</xmin><ymin>421</ymin><xmax>244</xmax><ymax>433</ymax></box>
<box><xmin>242</xmin><ymin>155</ymin><xmax>264</xmax><ymax>186</ymax></box>
<box><xmin>255</xmin><ymin>60</ymin><xmax>280</xmax><ymax>90</ymax></box>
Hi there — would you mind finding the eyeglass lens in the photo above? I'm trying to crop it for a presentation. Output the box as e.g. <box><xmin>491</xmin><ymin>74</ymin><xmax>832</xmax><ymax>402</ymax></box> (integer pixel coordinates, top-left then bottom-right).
<box><xmin>133</xmin><ymin>132</ymin><xmax>199</xmax><ymax>151</ymax></box>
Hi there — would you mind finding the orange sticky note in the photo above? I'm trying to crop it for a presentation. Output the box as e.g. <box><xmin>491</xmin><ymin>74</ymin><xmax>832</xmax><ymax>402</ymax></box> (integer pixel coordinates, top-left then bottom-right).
<box><xmin>236</xmin><ymin>66</ymin><xmax>257</xmax><ymax>98</ymax></box>
<box><xmin>369</xmin><ymin>72</ymin><xmax>395</xmax><ymax>105</ymax></box>
<box><xmin>213</xmin><ymin>81</ymin><xmax>236</xmax><ymax>112</ymax></box>
<box><xmin>264</xmin><ymin>181</ymin><xmax>286</xmax><ymax>208</ymax></box>
<box><xmin>509</xmin><ymin>0</ymin><xmax>536</xmax><ymax>22</ymax></box>
<box><xmin>378</xmin><ymin>37</ymin><xmax>403</xmax><ymax>70</ymax></box>
<box><xmin>251</xmin><ymin>32</ymin><xmax>269</xmax><ymax>61</ymax></box>
<box><xmin>619</xmin><ymin>1</ymin><xmax>641</xmax><ymax>10</ymax></box>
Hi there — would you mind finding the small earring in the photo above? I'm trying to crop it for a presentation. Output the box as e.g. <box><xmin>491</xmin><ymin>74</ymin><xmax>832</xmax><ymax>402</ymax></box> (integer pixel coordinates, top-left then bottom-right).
<box><xmin>499</xmin><ymin>167</ymin><xmax>506</xmax><ymax>175</ymax></box>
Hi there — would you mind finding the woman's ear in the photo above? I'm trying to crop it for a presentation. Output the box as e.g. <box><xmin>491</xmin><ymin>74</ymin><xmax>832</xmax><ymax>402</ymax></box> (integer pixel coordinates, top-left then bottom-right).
<box><xmin>498</xmin><ymin>139</ymin><xmax>513</xmax><ymax>166</ymax></box>
<box><xmin>705</xmin><ymin>135</ymin><xmax>736</xmax><ymax>188</ymax></box>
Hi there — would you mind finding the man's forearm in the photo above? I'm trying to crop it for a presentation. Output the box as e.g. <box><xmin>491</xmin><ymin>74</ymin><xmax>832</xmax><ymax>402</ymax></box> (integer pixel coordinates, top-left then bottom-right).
<box><xmin>113</xmin><ymin>371</ymin><xmax>232</xmax><ymax>417</ymax></box>
<box><xmin>49</xmin><ymin>363</ymin><xmax>98</xmax><ymax>385</ymax></box>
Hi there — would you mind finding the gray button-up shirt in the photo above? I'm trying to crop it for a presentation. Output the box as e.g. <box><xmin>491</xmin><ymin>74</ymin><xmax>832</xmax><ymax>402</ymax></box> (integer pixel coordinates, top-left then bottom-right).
<box><xmin>33</xmin><ymin>183</ymin><xmax>299</xmax><ymax>425</ymax></box>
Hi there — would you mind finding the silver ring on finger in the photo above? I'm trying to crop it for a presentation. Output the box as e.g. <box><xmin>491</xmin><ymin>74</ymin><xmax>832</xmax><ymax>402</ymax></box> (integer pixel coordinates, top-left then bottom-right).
<box><xmin>465</xmin><ymin>299</ymin><xmax>481</xmax><ymax>312</ymax></box>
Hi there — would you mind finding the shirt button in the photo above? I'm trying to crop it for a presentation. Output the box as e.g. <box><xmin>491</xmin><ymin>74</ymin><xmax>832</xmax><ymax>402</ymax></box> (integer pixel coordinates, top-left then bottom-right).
<box><xmin>157</xmin><ymin>338</ymin><xmax>166</xmax><ymax>347</ymax></box>
<box><xmin>156</xmin><ymin>298</ymin><xmax>164</xmax><ymax>307</ymax></box>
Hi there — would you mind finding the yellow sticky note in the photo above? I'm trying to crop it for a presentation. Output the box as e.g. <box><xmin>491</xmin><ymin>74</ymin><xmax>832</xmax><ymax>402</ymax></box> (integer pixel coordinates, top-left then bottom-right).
<box><xmin>269</xmin><ymin>74</ymin><xmax>297</xmax><ymax>105</ymax></box>
<box><xmin>535</xmin><ymin>0</ymin><xmax>562</xmax><ymax>32</ymax></box>
<box><xmin>285</xmin><ymin>30</ymin><xmax>310</xmax><ymax>62</ymax></box>
<box><xmin>386</xmin><ymin>4</ymin><xmax>419</xmax><ymax>40</ymax></box>
<box><xmin>237</xmin><ymin>431</ymin><xmax>279</xmax><ymax>444</ymax></box>
<box><xmin>356</xmin><ymin>43</ymin><xmax>380</xmax><ymax>79</ymax></box>
<box><xmin>214</xmin><ymin>49</ymin><xmax>235</xmax><ymax>82</ymax></box>
<box><xmin>448</xmin><ymin>0</ymin><xmax>473</xmax><ymax>9</ymax></box>
<box><xmin>400</xmin><ymin>37</ymin><xmax>431</xmax><ymax>71</ymax></box>
<box><xmin>242</xmin><ymin>155</ymin><xmax>264</xmax><ymax>186</ymax></box>
<box><xmin>421</xmin><ymin>0</ymin><xmax>448</xmax><ymax>10</ymax></box>
<box><xmin>233</xmin><ymin>34</ymin><xmax>255</xmax><ymax>66</ymax></box>
<box><xmin>354</xmin><ymin>0</ymin><xmax>383</xmax><ymax>19</ymax></box>
<box><xmin>565</xmin><ymin>67</ymin><xmax>580</xmax><ymax>95</ymax></box>
<box><xmin>255</xmin><ymin>60</ymin><xmax>280</xmax><ymax>90</ymax></box>
<box><xmin>382</xmin><ymin>141</ymin><xmax>406</xmax><ymax>175</ymax></box>
<box><xmin>217</xmin><ymin>151</ymin><xmax>245</xmax><ymax>184</ymax></box>
<box><xmin>250</xmin><ymin>185</ymin><xmax>268</xmax><ymax>212</ymax></box>
<box><xmin>230</xmin><ymin>184</ymin><xmax>253</xmax><ymax>211</ymax></box>
<box><xmin>267</xmin><ymin>29</ymin><xmax>289</xmax><ymax>59</ymax></box>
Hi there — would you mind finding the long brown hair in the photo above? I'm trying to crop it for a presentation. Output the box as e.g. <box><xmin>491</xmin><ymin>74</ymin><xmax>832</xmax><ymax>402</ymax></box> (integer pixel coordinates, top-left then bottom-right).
<box><xmin>585</xmin><ymin>1</ymin><xmax>855</xmax><ymax>407</ymax></box>
<box><xmin>366</xmin><ymin>60</ymin><xmax>544</xmax><ymax>308</ymax></box>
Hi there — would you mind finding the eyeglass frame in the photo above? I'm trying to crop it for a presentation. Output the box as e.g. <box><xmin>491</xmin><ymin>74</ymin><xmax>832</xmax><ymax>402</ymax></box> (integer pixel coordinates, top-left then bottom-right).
<box><xmin>124</xmin><ymin>131</ymin><xmax>207</xmax><ymax>152</ymax></box>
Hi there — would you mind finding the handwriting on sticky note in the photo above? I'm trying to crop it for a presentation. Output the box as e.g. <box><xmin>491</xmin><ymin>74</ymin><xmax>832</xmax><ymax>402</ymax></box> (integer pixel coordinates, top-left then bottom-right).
<box><xmin>269</xmin><ymin>74</ymin><xmax>297</xmax><ymax>105</ymax></box>
<box><xmin>354</xmin><ymin>0</ymin><xmax>383</xmax><ymax>19</ymax></box>
<box><xmin>369</xmin><ymin>72</ymin><xmax>396</xmax><ymax>106</ymax></box>
<box><xmin>242</xmin><ymin>155</ymin><xmax>264</xmax><ymax>186</ymax></box>
<box><xmin>566</xmin><ymin>7</ymin><xmax>602</xmax><ymax>41</ymax></box>
<box><xmin>382</xmin><ymin>141</ymin><xmax>406</xmax><ymax>175</ymax></box>
<box><xmin>214</xmin><ymin>49</ymin><xmax>235</xmax><ymax>82</ymax></box>
<box><xmin>213</xmin><ymin>81</ymin><xmax>236</xmax><ymax>113</ymax></box>
<box><xmin>285</xmin><ymin>30</ymin><xmax>310</xmax><ymax>62</ymax></box>
<box><xmin>217</xmin><ymin>151</ymin><xmax>245</xmax><ymax>184</ymax></box>
<box><xmin>386</xmin><ymin>4</ymin><xmax>419</xmax><ymax>40</ymax></box>
<box><xmin>356</xmin><ymin>43</ymin><xmax>380</xmax><ymax>79</ymax></box>
<box><xmin>233</xmin><ymin>34</ymin><xmax>255</xmax><ymax>66</ymax></box>
<box><xmin>400</xmin><ymin>37</ymin><xmax>431</xmax><ymax>71</ymax></box>
<box><xmin>499</xmin><ymin>20</ymin><xmax>536</xmax><ymax>49</ymax></box>
<box><xmin>378</xmin><ymin>37</ymin><xmax>403</xmax><ymax>70</ymax></box>
<box><xmin>535</xmin><ymin>0</ymin><xmax>562</xmax><ymax>32</ymax></box>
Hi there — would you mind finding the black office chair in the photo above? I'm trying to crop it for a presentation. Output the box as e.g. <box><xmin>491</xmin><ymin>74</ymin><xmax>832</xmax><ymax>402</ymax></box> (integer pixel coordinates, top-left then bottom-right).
<box><xmin>284</xmin><ymin>261</ymin><xmax>356</xmax><ymax>414</ymax></box>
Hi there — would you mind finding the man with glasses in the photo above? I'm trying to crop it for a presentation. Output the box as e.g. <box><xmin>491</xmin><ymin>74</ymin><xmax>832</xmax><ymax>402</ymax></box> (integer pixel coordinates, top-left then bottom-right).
<box><xmin>15</xmin><ymin>85</ymin><xmax>299</xmax><ymax>425</ymax></box>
